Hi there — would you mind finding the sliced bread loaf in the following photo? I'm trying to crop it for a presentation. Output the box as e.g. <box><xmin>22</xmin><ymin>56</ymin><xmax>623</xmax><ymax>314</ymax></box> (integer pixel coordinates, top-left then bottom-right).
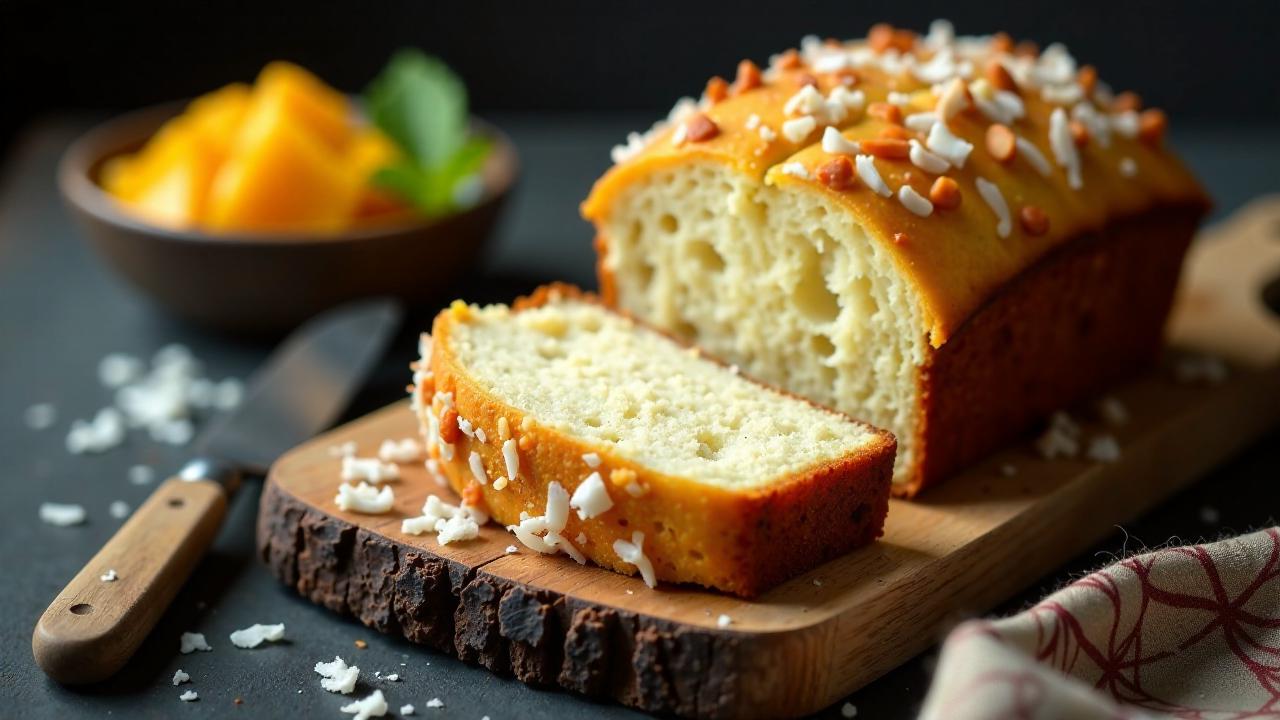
<box><xmin>412</xmin><ymin>284</ymin><xmax>895</xmax><ymax>596</ymax></box>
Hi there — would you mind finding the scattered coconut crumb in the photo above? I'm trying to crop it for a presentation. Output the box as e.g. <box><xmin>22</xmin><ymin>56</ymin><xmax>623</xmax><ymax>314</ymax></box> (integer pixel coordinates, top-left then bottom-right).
<box><xmin>612</xmin><ymin>531</ymin><xmax>657</xmax><ymax>588</ymax></box>
<box><xmin>315</xmin><ymin>656</ymin><xmax>360</xmax><ymax>694</ymax></box>
<box><xmin>329</xmin><ymin>441</ymin><xmax>358</xmax><ymax>458</ymax></box>
<box><xmin>340</xmin><ymin>689</ymin><xmax>388</xmax><ymax>720</ymax></box>
<box><xmin>842</xmin><ymin>702</ymin><xmax>858</xmax><ymax>718</ymax></box>
<box><xmin>582</xmin><ymin>452</ymin><xmax>602</xmax><ymax>468</ymax></box>
<box><xmin>66</xmin><ymin>408</ymin><xmax>126</xmax><ymax>454</ymax></box>
<box><xmin>335</xmin><ymin>482</ymin><xmax>395</xmax><ymax>514</ymax></box>
<box><xmin>383</xmin><ymin>673</ymin><xmax>399</xmax><ymax>682</ymax></box>
<box><xmin>425</xmin><ymin>698</ymin><xmax>444</xmax><ymax>709</ymax></box>
<box><xmin>109</xmin><ymin>500</ymin><xmax>130</xmax><ymax>519</ymax></box>
<box><xmin>1096</xmin><ymin>396</ymin><xmax>1128</xmax><ymax>426</ymax></box>
<box><xmin>173</xmin><ymin>669</ymin><xmax>190</xmax><ymax>685</ymax></box>
<box><xmin>229</xmin><ymin>623</ymin><xmax>285</xmax><ymax>649</ymax></box>
<box><xmin>400</xmin><ymin>705</ymin><xmax>415</xmax><ymax>716</ymax></box>
<box><xmin>179</xmin><ymin>690</ymin><xmax>199</xmax><ymax>702</ymax></box>
<box><xmin>716</xmin><ymin>614</ymin><xmax>732</xmax><ymax>628</ymax></box>
<box><xmin>100</xmin><ymin>569</ymin><xmax>119</xmax><ymax>582</ymax></box>
<box><xmin>342</xmin><ymin>456</ymin><xmax>400</xmax><ymax>484</ymax></box>
<box><xmin>179</xmin><ymin>632</ymin><xmax>212</xmax><ymax>654</ymax></box>
<box><xmin>401</xmin><ymin>495</ymin><xmax>483</xmax><ymax>545</ymax></box>
<box><xmin>505</xmin><ymin>545</ymin><xmax>518</xmax><ymax>554</ymax></box>
<box><xmin>378</xmin><ymin>438</ymin><xmax>422</xmax><ymax>463</ymax></box>
<box><xmin>128</xmin><ymin>464</ymin><xmax>155</xmax><ymax>485</ymax></box>
<box><xmin>24</xmin><ymin>403</ymin><xmax>56</xmax><ymax>430</ymax></box>
<box><xmin>569</xmin><ymin>472</ymin><xmax>612</xmax><ymax>520</ymax></box>
<box><xmin>1035</xmin><ymin>412</ymin><xmax>1081</xmax><ymax>459</ymax></box>
<box><xmin>40</xmin><ymin>502</ymin><xmax>87</xmax><ymax>527</ymax></box>
<box><xmin>1085</xmin><ymin>434</ymin><xmax>1121</xmax><ymax>463</ymax></box>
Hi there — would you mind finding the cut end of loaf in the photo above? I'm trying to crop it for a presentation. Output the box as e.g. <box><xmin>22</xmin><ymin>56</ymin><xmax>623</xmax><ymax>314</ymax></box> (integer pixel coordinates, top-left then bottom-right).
<box><xmin>417</xmin><ymin>286</ymin><xmax>896</xmax><ymax>595</ymax></box>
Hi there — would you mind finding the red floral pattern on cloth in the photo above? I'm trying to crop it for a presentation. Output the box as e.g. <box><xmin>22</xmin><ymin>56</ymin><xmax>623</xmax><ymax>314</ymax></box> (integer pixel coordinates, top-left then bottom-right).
<box><xmin>920</xmin><ymin>528</ymin><xmax>1280</xmax><ymax>719</ymax></box>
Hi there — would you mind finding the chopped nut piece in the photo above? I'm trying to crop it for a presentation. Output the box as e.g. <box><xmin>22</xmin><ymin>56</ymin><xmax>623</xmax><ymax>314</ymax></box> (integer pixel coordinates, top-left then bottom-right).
<box><xmin>776</xmin><ymin>48</ymin><xmax>801</xmax><ymax>70</ymax></box>
<box><xmin>685</xmin><ymin>114</ymin><xmax>720</xmax><ymax>143</ymax></box>
<box><xmin>1138</xmin><ymin>109</ymin><xmax>1167</xmax><ymax>146</ymax></box>
<box><xmin>609</xmin><ymin>468</ymin><xmax>638</xmax><ymax>489</ymax></box>
<box><xmin>985</xmin><ymin>59</ymin><xmax>1017</xmax><ymax>92</ymax></box>
<box><xmin>1077</xmin><ymin>65</ymin><xmax>1098</xmax><ymax>96</ymax></box>
<box><xmin>929</xmin><ymin>177</ymin><xmax>962</xmax><ymax>209</ymax></box>
<box><xmin>1112</xmin><ymin>91</ymin><xmax>1143</xmax><ymax>113</ymax></box>
<box><xmin>462</xmin><ymin>482</ymin><xmax>484</xmax><ymax>507</ymax></box>
<box><xmin>518</xmin><ymin>434</ymin><xmax>534</xmax><ymax>451</ymax></box>
<box><xmin>731</xmin><ymin>59</ymin><xmax>762</xmax><ymax>95</ymax></box>
<box><xmin>1019</xmin><ymin>205</ymin><xmax>1051</xmax><ymax>236</ymax></box>
<box><xmin>1015</xmin><ymin>40</ymin><xmax>1039</xmax><ymax>58</ymax></box>
<box><xmin>439</xmin><ymin>409</ymin><xmax>461</xmax><ymax>444</ymax></box>
<box><xmin>867</xmin><ymin>102</ymin><xmax>903</xmax><ymax>125</ymax></box>
<box><xmin>860</xmin><ymin>138</ymin><xmax>910</xmax><ymax>160</ymax></box>
<box><xmin>936</xmin><ymin>78</ymin><xmax>971</xmax><ymax>123</ymax></box>
<box><xmin>985</xmin><ymin>124</ymin><xmax>1016</xmax><ymax>163</ymax></box>
<box><xmin>868</xmin><ymin>23</ymin><xmax>915</xmax><ymax>53</ymax></box>
<box><xmin>815</xmin><ymin>156</ymin><xmax>855</xmax><ymax>190</ymax></box>
<box><xmin>991</xmin><ymin>32</ymin><xmax>1014</xmax><ymax>54</ymax></box>
<box><xmin>704</xmin><ymin>76</ymin><xmax>728</xmax><ymax>104</ymax></box>
<box><xmin>354</xmin><ymin>639</ymin><xmax>368</xmax><ymax>649</ymax></box>
<box><xmin>796</xmin><ymin>72</ymin><xmax>820</xmax><ymax>89</ymax></box>
<box><xmin>497</xmin><ymin>416</ymin><xmax>511</xmax><ymax>441</ymax></box>
<box><xmin>1068</xmin><ymin>119</ymin><xmax>1090</xmax><ymax>147</ymax></box>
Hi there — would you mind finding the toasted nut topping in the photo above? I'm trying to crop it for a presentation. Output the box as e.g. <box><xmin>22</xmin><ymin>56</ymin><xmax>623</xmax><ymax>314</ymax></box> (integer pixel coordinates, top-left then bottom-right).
<box><xmin>815</xmin><ymin>156</ymin><xmax>855</xmax><ymax>190</ymax></box>
<box><xmin>1112</xmin><ymin>91</ymin><xmax>1143</xmax><ymax>113</ymax></box>
<box><xmin>354</xmin><ymin>639</ymin><xmax>368</xmax><ymax>649</ymax></box>
<box><xmin>867</xmin><ymin>102</ymin><xmax>904</xmax><ymax>125</ymax></box>
<box><xmin>936</xmin><ymin>77</ymin><xmax>972</xmax><ymax>122</ymax></box>
<box><xmin>868</xmin><ymin>23</ymin><xmax>916</xmax><ymax>53</ymax></box>
<box><xmin>1015</xmin><ymin>40</ymin><xmax>1039</xmax><ymax>58</ymax></box>
<box><xmin>1138</xmin><ymin>109</ymin><xmax>1167</xmax><ymax>146</ymax></box>
<box><xmin>991</xmin><ymin>32</ymin><xmax>1014</xmax><ymax>54</ymax></box>
<box><xmin>776</xmin><ymin>48</ymin><xmax>801</xmax><ymax>70</ymax></box>
<box><xmin>518</xmin><ymin>434</ymin><xmax>534</xmax><ymax>451</ymax></box>
<box><xmin>796</xmin><ymin>72</ymin><xmax>819</xmax><ymax>88</ymax></box>
<box><xmin>440</xmin><ymin>408</ymin><xmax>461</xmax><ymax>444</ymax></box>
<box><xmin>929</xmin><ymin>176</ymin><xmax>962</xmax><ymax>210</ymax></box>
<box><xmin>985</xmin><ymin>58</ymin><xmax>1017</xmax><ymax>92</ymax></box>
<box><xmin>685</xmin><ymin>113</ymin><xmax>720</xmax><ymax>143</ymax></box>
<box><xmin>462</xmin><ymin>481</ymin><xmax>485</xmax><ymax>508</ymax></box>
<box><xmin>892</xmin><ymin>232</ymin><xmax>910</xmax><ymax>245</ymax></box>
<box><xmin>984</xmin><ymin>123</ymin><xmax>1016</xmax><ymax>162</ymax></box>
<box><xmin>497</xmin><ymin>416</ymin><xmax>511</xmax><ymax>441</ymax></box>
<box><xmin>879</xmin><ymin>125</ymin><xmax>913</xmax><ymax>140</ymax></box>
<box><xmin>1068</xmin><ymin>119</ymin><xmax>1090</xmax><ymax>147</ymax></box>
<box><xmin>1077</xmin><ymin>65</ymin><xmax>1098</xmax><ymax>96</ymax></box>
<box><xmin>861</xmin><ymin>138</ymin><xmax>911</xmax><ymax>159</ymax></box>
<box><xmin>610</xmin><ymin>468</ymin><xmax>638</xmax><ymax>488</ymax></box>
<box><xmin>1019</xmin><ymin>205</ymin><xmax>1050</xmax><ymax>236</ymax></box>
<box><xmin>704</xmin><ymin>76</ymin><xmax>729</xmax><ymax>104</ymax></box>
<box><xmin>731</xmin><ymin>59</ymin><xmax>762</xmax><ymax>95</ymax></box>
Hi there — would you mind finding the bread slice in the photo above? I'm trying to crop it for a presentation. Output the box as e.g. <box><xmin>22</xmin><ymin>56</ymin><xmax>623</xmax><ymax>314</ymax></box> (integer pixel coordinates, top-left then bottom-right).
<box><xmin>412</xmin><ymin>284</ymin><xmax>895</xmax><ymax>596</ymax></box>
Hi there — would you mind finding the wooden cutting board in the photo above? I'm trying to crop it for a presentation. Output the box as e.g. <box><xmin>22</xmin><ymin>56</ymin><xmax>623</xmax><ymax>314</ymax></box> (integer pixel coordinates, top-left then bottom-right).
<box><xmin>257</xmin><ymin>198</ymin><xmax>1280</xmax><ymax>719</ymax></box>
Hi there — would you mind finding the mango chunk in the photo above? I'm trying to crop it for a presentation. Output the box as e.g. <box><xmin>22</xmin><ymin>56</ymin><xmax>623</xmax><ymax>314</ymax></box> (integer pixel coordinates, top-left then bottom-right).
<box><xmin>252</xmin><ymin>61</ymin><xmax>354</xmax><ymax>153</ymax></box>
<box><xmin>206</xmin><ymin>101</ymin><xmax>361</xmax><ymax>234</ymax></box>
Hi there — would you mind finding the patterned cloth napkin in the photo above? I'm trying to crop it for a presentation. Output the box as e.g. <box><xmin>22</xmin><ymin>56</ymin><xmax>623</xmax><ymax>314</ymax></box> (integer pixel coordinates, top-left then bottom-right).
<box><xmin>919</xmin><ymin>528</ymin><xmax>1280</xmax><ymax>719</ymax></box>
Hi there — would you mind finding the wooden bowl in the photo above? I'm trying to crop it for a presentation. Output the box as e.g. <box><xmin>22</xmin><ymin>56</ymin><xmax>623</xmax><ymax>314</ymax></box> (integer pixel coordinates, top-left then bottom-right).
<box><xmin>59</xmin><ymin>102</ymin><xmax>518</xmax><ymax>335</ymax></box>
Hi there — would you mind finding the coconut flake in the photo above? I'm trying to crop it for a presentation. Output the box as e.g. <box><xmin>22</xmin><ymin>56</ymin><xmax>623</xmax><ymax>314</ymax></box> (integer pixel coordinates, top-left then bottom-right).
<box><xmin>377</xmin><ymin>438</ymin><xmax>422</xmax><ymax>463</ymax></box>
<box><xmin>229</xmin><ymin>623</ymin><xmax>285</xmax><ymax>649</ymax></box>
<box><xmin>569</xmin><ymin>472</ymin><xmax>613</xmax><ymax>520</ymax></box>
<box><xmin>781</xmin><ymin>116</ymin><xmax>817</xmax><ymax>143</ymax></box>
<box><xmin>1035</xmin><ymin>411</ymin><xmax>1082</xmax><ymax>459</ymax></box>
<box><xmin>100</xmin><ymin>568</ymin><xmax>119</xmax><ymax>582</ymax></box>
<box><xmin>502</xmin><ymin>439</ymin><xmax>520</xmax><ymax>482</ymax></box>
<box><xmin>340</xmin><ymin>689</ymin><xmax>388</xmax><ymax>720</ymax></box>
<box><xmin>898</xmin><ymin>185</ymin><xmax>934</xmax><ymax>217</ymax></box>
<box><xmin>612</xmin><ymin>531</ymin><xmax>657</xmax><ymax>588</ymax></box>
<box><xmin>66</xmin><ymin>407</ymin><xmax>126</xmax><ymax>454</ymax></box>
<box><xmin>904</xmin><ymin>112</ymin><xmax>938</xmax><ymax>133</ymax></box>
<box><xmin>855</xmin><ymin>155</ymin><xmax>892</xmax><ymax>197</ymax></box>
<box><xmin>468</xmin><ymin>451</ymin><xmax>488</xmax><ymax>485</ymax></box>
<box><xmin>173</xmin><ymin>669</ymin><xmax>191</xmax><ymax>686</ymax></box>
<box><xmin>179</xmin><ymin>632</ymin><xmax>212</xmax><ymax>654</ymax></box>
<box><xmin>1049</xmin><ymin>108</ymin><xmax>1082</xmax><ymax>189</ymax></box>
<box><xmin>717</xmin><ymin>614</ymin><xmax>733</xmax><ymax>628</ymax></box>
<box><xmin>974</xmin><ymin>177</ymin><xmax>1012</xmax><ymax>238</ymax></box>
<box><xmin>582</xmin><ymin>452</ymin><xmax>602</xmax><ymax>468</ymax></box>
<box><xmin>925</xmin><ymin>122</ymin><xmax>974</xmax><ymax>168</ymax></box>
<box><xmin>908</xmin><ymin>139</ymin><xmax>950</xmax><ymax>174</ymax></box>
<box><xmin>821</xmin><ymin>126</ymin><xmax>861</xmax><ymax>156</ymax></box>
<box><xmin>39</xmin><ymin>502</ymin><xmax>86</xmax><ymax>527</ymax></box>
<box><xmin>315</xmin><ymin>656</ymin><xmax>361</xmax><ymax>694</ymax></box>
<box><xmin>335</xmin><ymin>483</ymin><xmax>395</xmax><ymax>514</ymax></box>
<box><xmin>1015</xmin><ymin>136</ymin><xmax>1052</xmax><ymax>176</ymax></box>
<box><xmin>342</xmin><ymin>456</ymin><xmax>400</xmax><ymax>484</ymax></box>
<box><xmin>179</xmin><ymin>690</ymin><xmax>198</xmax><ymax>702</ymax></box>
<box><xmin>401</xmin><ymin>705</ymin><xmax>415</xmax><ymax>716</ymax></box>
<box><xmin>780</xmin><ymin>162</ymin><xmax>811</xmax><ymax>180</ymax></box>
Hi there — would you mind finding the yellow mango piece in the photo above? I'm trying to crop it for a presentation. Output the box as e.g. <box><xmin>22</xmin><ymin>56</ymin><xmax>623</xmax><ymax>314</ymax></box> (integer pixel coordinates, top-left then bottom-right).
<box><xmin>101</xmin><ymin>117</ymin><xmax>198</xmax><ymax>201</ymax></box>
<box><xmin>206</xmin><ymin>102</ymin><xmax>361</xmax><ymax>234</ymax></box>
<box><xmin>185</xmin><ymin>82</ymin><xmax>251</xmax><ymax>158</ymax></box>
<box><xmin>347</xmin><ymin>128</ymin><xmax>410</xmax><ymax>219</ymax></box>
<box><xmin>252</xmin><ymin>61</ymin><xmax>354</xmax><ymax>152</ymax></box>
<box><xmin>126</xmin><ymin>144</ymin><xmax>220</xmax><ymax>229</ymax></box>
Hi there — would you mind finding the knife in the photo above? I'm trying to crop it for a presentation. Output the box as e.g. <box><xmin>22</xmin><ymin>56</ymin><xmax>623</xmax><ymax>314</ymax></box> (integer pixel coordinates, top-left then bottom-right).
<box><xmin>32</xmin><ymin>298</ymin><xmax>402</xmax><ymax>685</ymax></box>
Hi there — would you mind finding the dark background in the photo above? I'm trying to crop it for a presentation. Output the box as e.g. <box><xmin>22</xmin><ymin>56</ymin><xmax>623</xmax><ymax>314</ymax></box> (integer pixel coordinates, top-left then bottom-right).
<box><xmin>3</xmin><ymin>0</ymin><xmax>1278</xmax><ymax>155</ymax></box>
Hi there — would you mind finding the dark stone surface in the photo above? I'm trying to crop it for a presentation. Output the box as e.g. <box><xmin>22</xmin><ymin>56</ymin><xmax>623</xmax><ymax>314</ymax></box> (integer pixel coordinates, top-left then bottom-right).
<box><xmin>1</xmin><ymin>113</ymin><xmax>1278</xmax><ymax>719</ymax></box>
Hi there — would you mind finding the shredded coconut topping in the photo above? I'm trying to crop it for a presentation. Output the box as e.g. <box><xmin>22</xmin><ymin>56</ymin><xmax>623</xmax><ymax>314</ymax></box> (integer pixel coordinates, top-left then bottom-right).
<box><xmin>821</xmin><ymin>126</ymin><xmax>861</xmax><ymax>156</ymax></box>
<box><xmin>229</xmin><ymin>623</ymin><xmax>285</xmax><ymax>649</ymax></box>
<box><xmin>1048</xmin><ymin>107</ymin><xmax>1082</xmax><ymax>189</ymax></box>
<box><xmin>342</xmin><ymin>456</ymin><xmax>400</xmax><ymax>484</ymax></box>
<box><xmin>974</xmin><ymin>177</ymin><xmax>1012</xmax><ymax>238</ymax></box>
<box><xmin>335</xmin><ymin>482</ymin><xmax>394</xmax><ymax>514</ymax></box>
<box><xmin>378</xmin><ymin>438</ymin><xmax>422</xmax><ymax>463</ymax></box>
<box><xmin>569</xmin><ymin>472</ymin><xmax>613</xmax><ymax>519</ymax></box>
<box><xmin>781</xmin><ymin>116</ymin><xmax>818</xmax><ymax>143</ymax></box>
<box><xmin>340</xmin><ymin>689</ymin><xmax>388</xmax><ymax>720</ymax></box>
<box><xmin>925</xmin><ymin>122</ymin><xmax>974</xmax><ymax>168</ymax></box>
<box><xmin>855</xmin><ymin>155</ymin><xmax>892</xmax><ymax>197</ymax></box>
<box><xmin>612</xmin><ymin>531</ymin><xmax>657</xmax><ymax>588</ymax></box>
<box><xmin>179</xmin><ymin>632</ymin><xmax>212</xmax><ymax>654</ymax></box>
<box><xmin>780</xmin><ymin>162</ymin><xmax>811</xmax><ymax>180</ymax></box>
<box><xmin>315</xmin><ymin>656</ymin><xmax>361</xmax><ymax>694</ymax></box>
<box><xmin>898</xmin><ymin>185</ymin><xmax>934</xmax><ymax>217</ymax></box>
<box><xmin>39</xmin><ymin>502</ymin><xmax>86</xmax><ymax>527</ymax></box>
<box><xmin>908</xmin><ymin>139</ymin><xmax>950</xmax><ymax>174</ymax></box>
<box><xmin>1015</xmin><ymin>136</ymin><xmax>1052</xmax><ymax>176</ymax></box>
<box><xmin>468</xmin><ymin>451</ymin><xmax>488</xmax><ymax>485</ymax></box>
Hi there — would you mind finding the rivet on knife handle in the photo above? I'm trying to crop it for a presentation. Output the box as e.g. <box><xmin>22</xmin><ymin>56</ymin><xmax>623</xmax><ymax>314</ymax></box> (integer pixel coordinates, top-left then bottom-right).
<box><xmin>32</xmin><ymin>475</ymin><xmax>228</xmax><ymax>685</ymax></box>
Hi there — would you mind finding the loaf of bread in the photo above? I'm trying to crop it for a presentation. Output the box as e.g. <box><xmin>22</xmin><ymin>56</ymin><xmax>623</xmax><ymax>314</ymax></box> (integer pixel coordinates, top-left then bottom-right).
<box><xmin>581</xmin><ymin>21</ymin><xmax>1210</xmax><ymax>495</ymax></box>
<box><xmin>412</xmin><ymin>285</ymin><xmax>895</xmax><ymax>596</ymax></box>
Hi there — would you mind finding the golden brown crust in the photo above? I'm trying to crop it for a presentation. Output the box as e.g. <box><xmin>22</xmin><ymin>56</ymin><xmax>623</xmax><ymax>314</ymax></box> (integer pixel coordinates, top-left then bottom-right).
<box><xmin>421</xmin><ymin>287</ymin><xmax>895</xmax><ymax>596</ymax></box>
<box><xmin>580</xmin><ymin>27</ymin><xmax>1211</xmax><ymax>346</ymax></box>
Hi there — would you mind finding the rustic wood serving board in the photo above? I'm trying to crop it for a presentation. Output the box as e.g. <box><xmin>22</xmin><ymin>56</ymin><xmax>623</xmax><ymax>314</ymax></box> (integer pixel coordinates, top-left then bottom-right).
<box><xmin>257</xmin><ymin>198</ymin><xmax>1280</xmax><ymax>719</ymax></box>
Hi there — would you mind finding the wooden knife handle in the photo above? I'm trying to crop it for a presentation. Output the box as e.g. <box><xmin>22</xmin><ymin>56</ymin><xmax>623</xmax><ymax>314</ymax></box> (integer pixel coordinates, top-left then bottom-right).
<box><xmin>32</xmin><ymin>476</ymin><xmax>228</xmax><ymax>684</ymax></box>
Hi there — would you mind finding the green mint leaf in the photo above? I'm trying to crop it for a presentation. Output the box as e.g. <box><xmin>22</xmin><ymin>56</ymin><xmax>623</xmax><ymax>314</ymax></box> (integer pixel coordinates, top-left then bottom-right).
<box><xmin>366</xmin><ymin>50</ymin><xmax>468</xmax><ymax>171</ymax></box>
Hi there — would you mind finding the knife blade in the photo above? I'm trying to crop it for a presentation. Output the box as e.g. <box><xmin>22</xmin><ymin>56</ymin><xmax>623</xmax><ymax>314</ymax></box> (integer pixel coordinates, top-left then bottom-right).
<box><xmin>33</xmin><ymin>298</ymin><xmax>403</xmax><ymax>685</ymax></box>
